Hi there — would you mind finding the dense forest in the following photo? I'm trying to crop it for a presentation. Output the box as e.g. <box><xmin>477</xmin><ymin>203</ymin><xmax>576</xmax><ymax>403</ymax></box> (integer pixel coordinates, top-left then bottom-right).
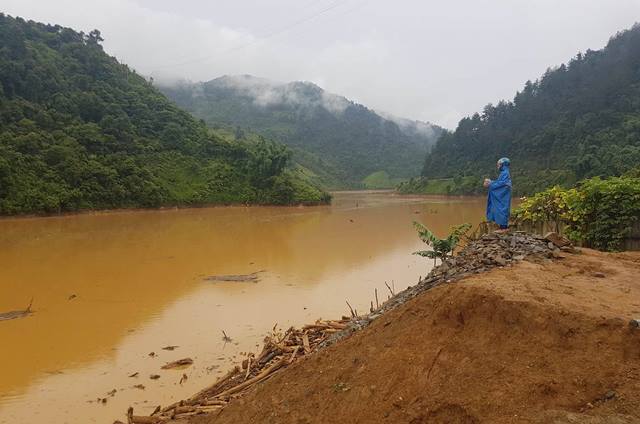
<box><xmin>160</xmin><ymin>76</ymin><xmax>443</xmax><ymax>189</ymax></box>
<box><xmin>0</xmin><ymin>15</ymin><xmax>329</xmax><ymax>215</ymax></box>
<box><xmin>417</xmin><ymin>24</ymin><xmax>640</xmax><ymax>195</ymax></box>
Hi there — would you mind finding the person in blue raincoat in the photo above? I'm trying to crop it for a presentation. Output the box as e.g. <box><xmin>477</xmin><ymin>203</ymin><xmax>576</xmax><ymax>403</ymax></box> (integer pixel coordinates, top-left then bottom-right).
<box><xmin>483</xmin><ymin>157</ymin><xmax>512</xmax><ymax>230</ymax></box>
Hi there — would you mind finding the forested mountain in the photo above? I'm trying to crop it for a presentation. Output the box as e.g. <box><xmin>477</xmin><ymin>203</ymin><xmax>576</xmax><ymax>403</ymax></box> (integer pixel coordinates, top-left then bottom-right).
<box><xmin>0</xmin><ymin>15</ymin><xmax>328</xmax><ymax>214</ymax></box>
<box><xmin>420</xmin><ymin>24</ymin><xmax>640</xmax><ymax>195</ymax></box>
<box><xmin>160</xmin><ymin>76</ymin><xmax>443</xmax><ymax>189</ymax></box>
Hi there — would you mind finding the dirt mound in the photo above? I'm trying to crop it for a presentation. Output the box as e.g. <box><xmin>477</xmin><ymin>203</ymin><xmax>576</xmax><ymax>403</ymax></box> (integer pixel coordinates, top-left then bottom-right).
<box><xmin>186</xmin><ymin>249</ymin><xmax>640</xmax><ymax>424</ymax></box>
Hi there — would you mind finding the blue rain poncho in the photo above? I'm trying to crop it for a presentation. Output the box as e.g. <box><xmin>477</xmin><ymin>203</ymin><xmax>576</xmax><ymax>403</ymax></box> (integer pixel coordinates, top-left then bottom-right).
<box><xmin>486</xmin><ymin>159</ymin><xmax>512</xmax><ymax>227</ymax></box>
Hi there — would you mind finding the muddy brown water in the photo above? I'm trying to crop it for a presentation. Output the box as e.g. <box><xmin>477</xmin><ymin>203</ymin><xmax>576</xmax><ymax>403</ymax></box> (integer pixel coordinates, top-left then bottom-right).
<box><xmin>0</xmin><ymin>191</ymin><xmax>486</xmax><ymax>423</ymax></box>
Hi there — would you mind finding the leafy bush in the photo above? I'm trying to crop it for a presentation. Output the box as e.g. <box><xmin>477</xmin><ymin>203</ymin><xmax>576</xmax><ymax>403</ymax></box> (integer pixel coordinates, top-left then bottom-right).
<box><xmin>513</xmin><ymin>186</ymin><xmax>576</xmax><ymax>226</ymax></box>
<box><xmin>514</xmin><ymin>177</ymin><xmax>640</xmax><ymax>251</ymax></box>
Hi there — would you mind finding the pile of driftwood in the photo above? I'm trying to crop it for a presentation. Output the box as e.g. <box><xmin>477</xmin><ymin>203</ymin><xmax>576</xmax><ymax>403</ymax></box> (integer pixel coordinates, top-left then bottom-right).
<box><xmin>125</xmin><ymin>319</ymin><xmax>349</xmax><ymax>423</ymax></box>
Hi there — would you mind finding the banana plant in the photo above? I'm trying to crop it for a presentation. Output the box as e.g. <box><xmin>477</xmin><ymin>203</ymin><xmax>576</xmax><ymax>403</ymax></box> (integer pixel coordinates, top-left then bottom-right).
<box><xmin>413</xmin><ymin>222</ymin><xmax>472</xmax><ymax>266</ymax></box>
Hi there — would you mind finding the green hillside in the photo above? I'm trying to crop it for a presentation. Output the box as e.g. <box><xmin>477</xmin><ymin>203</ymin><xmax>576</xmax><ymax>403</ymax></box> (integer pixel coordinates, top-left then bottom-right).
<box><xmin>160</xmin><ymin>76</ymin><xmax>443</xmax><ymax>189</ymax></box>
<box><xmin>419</xmin><ymin>24</ymin><xmax>640</xmax><ymax>195</ymax></box>
<box><xmin>0</xmin><ymin>15</ymin><xmax>329</xmax><ymax>214</ymax></box>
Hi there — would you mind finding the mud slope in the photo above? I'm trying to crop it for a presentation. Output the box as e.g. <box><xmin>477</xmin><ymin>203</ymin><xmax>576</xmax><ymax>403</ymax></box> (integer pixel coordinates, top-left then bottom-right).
<box><xmin>190</xmin><ymin>249</ymin><xmax>640</xmax><ymax>424</ymax></box>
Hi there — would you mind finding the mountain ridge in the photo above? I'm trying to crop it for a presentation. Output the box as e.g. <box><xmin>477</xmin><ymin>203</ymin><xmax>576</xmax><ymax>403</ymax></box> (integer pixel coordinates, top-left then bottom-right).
<box><xmin>160</xmin><ymin>75</ymin><xmax>444</xmax><ymax>189</ymax></box>
<box><xmin>0</xmin><ymin>15</ymin><xmax>329</xmax><ymax>214</ymax></box>
<box><xmin>417</xmin><ymin>23</ymin><xmax>640</xmax><ymax>195</ymax></box>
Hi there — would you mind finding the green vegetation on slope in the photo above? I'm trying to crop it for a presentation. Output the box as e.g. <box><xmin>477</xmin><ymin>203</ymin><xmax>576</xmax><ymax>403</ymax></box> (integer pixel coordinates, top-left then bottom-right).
<box><xmin>0</xmin><ymin>15</ymin><xmax>329</xmax><ymax>215</ymax></box>
<box><xmin>421</xmin><ymin>24</ymin><xmax>640</xmax><ymax>195</ymax></box>
<box><xmin>397</xmin><ymin>176</ymin><xmax>481</xmax><ymax>195</ymax></box>
<box><xmin>160</xmin><ymin>76</ymin><xmax>443</xmax><ymax>189</ymax></box>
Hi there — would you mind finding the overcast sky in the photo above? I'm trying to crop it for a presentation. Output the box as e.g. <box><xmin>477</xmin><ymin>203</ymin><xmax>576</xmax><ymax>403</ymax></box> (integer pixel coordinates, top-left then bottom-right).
<box><xmin>3</xmin><ymin>0</ymin><xmax>640</xmax><ymax>128</ymax></box>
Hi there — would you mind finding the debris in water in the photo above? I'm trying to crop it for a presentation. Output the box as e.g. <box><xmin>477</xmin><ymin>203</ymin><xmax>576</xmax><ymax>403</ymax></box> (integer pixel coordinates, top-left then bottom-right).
<box><xmin>123</xmin><ymin>318</ymin><xmax>350</xmax><ymax>422</ymax></box>
<box><xmin>222</xmin><ymin>330</ymin><xmax>232</xmax><ymax>343</ymax></box>
<box><xmin>148</xmin><ymin>352</ymin><xmax>156</xmax><ymax>357</ymax></box>
<box><xmin>179</xmin><ymin>373</ymin><xmax>188</xmax><ymax>385</ymax></box>
<box><xmin>68</xmin><ymin>294</ymin><xmax>77</xmax><ymax>300</ymax></box>
<box><xmin>128</xmin><ymin>372</ymin><xmax>139</xmax><ymax>378</ymax></box>
<box><xmin>0</xmin><ymin>298</ymin><xmax>34</xmax><ymax>322</ymax></box>
<box><xmin>204</xmin><ymin>271</ymin><xmax>264</xmax><ymax>283</ymax></box>
<box><xmin>150</xmin><ymin>374</ymin><xmax>160</xmax><ymax>380</ymax></box>
<box><xmin>161</xmin><ymin>358</ymin><xmax>193</xmax><ymax>369</ymax></box>
<box><xmin>133</xmin><ymin>384</ymin><xmax>145</xmax><ymax>390</ymax></box>
<box><xmin>161</xmin><ymin>345</ymin><xmax>179</xmax><ymax>351</ymax></box>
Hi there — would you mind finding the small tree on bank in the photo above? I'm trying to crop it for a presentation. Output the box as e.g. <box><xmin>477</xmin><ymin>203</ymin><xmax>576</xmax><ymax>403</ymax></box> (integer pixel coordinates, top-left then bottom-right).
<box><xmin>413</xmin><ymin>222</ymin><xmax>472</xmax><ymax>266</ymax></box>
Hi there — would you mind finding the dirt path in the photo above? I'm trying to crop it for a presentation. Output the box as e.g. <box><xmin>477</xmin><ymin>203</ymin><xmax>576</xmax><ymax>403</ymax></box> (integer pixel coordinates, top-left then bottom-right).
<box><xmin>183</xmin><ymin>248</ymin><xmax>640</xmax><ymax>424</ymax></box>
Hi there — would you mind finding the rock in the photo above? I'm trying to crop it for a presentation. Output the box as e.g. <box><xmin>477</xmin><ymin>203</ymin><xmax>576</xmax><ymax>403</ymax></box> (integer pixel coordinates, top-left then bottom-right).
<box><xmin>513</xmin><ymin>255</ymin><xmax>525</xmax><ymax>261</ymax></box>
<box><xmin>494</xmin><ymin>256</ymin><xmax>507</xmax><ymax>266</ymax></box>
<box><xmin>544</xmin><ymin>232</ymin><xmax>572</xmax><ymax>248</ymax></box>
<box><xmin>629</xmin><ymin>319</ymin><xmax>640</xmax><ymax>329</ymax></box>
<box><xmin>604</xmin><ymin>390</ymin><xmax>616</xmax><ymax>400</ymax></box>
<box><xmin>593</xmin><ymin>272</ymin><xmax>606</xmax><ymax>278</ymax></box>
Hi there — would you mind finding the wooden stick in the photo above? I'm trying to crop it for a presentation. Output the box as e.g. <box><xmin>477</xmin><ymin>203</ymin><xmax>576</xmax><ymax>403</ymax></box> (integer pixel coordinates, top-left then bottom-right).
<box><xmin>345</xmin><ymin>300</ymin><xmax>356</xmax><ymax>317</ymax></box>
<box><xmin>173</xmin><ymin>406</ymin><xmax>195</xmax><ymax>414</ymax></box>
<box><xmin>189</xmin><ymin>366</ymin><xmax>240</xmax><ymax>401</ymax></box>
<box><xmin>215</xmin><ymin>357</ymin><xmax>287</xmax><ymax>398</ymax></box>
<box><xmin>375</xmin><ymin>288</ymin><xmax>379</xmax><ymax>309</ymax></box>
<box><xmin>426</xmin><ymin>347</ymin><xmax>443</xmax><ymax>380</ymax></box>
<box><xmin>173</xmin><ymin>412</ymin><xmax>199</xmax><ymax>419</ymax></box>
<box><xmin>326</xmin><ymin>321</ymin><xmax>347</xmax><ymax>330</ymax></box>
<box><xmin>384</xmin><ymin>281</ymin><xmax>393</xmax><ymax>296</ymax></box>
<box><xmin>160</xmin><ymin>401</ymin><xmax>182</xmax><ymax>414</ymax></box>
<box><xmin>302</xmin><ymin>334</ymin><xmax>311</xmax><ymax>354</ymax></box>
<box><xmin>201</xmin><ymin>399</ymin><xmax>227</xmax><ymax>406</ymax></box>
<box><xmin>288</xmin><ymin>345</ymin><xmax>301</xmax><ymax>363</ymax></box>
<box><xmin>130</xmin><ymin>417</ymin><xmax>164</xmax><ymax>424</ymax></box>
<box><xmin>243</xmin><ymin>357</ymin><xmax>252</xmax><ymax>381</ymax></box>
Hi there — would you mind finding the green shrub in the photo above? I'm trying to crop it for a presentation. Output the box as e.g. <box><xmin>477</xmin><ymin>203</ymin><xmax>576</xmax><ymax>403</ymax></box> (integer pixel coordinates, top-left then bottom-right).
<box><xmin>514</xmin><ymin>176</ymin><xmax>640</xmax><ymax>251</ymax></box>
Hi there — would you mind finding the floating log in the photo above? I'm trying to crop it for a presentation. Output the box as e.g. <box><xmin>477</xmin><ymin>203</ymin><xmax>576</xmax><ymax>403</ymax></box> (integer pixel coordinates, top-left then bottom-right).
<box><xmin>0</xmin><ymin>298</ymin><xmax>34</xmax><ymax>322</ymax></box>
<box><xmin>161</xmin><ymin>358</ymin><xmax>193</xmax><ymax>369</ymax></box>
<box><xmin>161</xmin><ymin>345</ymin><xmax>178</xmax><ymax>351</ymax></box>
<box><xmin>203</xmin><ymin>271</ymin><xmax>264</xmax><ymax>283</ymax></box>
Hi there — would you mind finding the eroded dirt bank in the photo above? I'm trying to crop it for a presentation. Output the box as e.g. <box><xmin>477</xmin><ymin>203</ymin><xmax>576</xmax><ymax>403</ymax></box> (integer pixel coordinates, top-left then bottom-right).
<box><xmin>181</xmin><ymin>247</ymin><xmax>640</xmax><ymax>424</ymax></box>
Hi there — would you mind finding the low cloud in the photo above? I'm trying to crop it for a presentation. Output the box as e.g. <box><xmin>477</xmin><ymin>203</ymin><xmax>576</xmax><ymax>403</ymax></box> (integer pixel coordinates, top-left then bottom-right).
<box><xmin>209</xmin><ymin>75</ymin><xmax>350</xmax><ymax>115</ymax></box>
<box><xmin>3</xmin><ymin>0</ymin><xmax>640</xmax><ymax>128</ymax></box>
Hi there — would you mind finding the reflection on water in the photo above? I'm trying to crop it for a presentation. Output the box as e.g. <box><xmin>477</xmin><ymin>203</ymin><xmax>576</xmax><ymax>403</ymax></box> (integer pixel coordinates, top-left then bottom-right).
<box><xmin>0</xmin><ymin>191</ymin><xmax>486</xmax><ymax>423</ymax></box>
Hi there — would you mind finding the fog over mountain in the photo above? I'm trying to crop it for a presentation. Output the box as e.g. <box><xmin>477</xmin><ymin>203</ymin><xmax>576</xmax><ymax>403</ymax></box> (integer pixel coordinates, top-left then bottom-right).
<box><xmin>161</xmin><ymin>75</ymin><xmax>443</xmax><ymax>188</ymax></box>
<box><xmin>3</xmin><ymin>0</ymin><xmax>639</xmax><ymax>127</ymax></box>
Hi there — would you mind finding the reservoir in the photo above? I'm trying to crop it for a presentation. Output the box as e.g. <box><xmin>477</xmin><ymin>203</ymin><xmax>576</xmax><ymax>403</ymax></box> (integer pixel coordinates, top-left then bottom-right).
<box><xmin>0</xmin><ymin>191</ymin><xmax>486</xmax><ymax>423</ymax></box>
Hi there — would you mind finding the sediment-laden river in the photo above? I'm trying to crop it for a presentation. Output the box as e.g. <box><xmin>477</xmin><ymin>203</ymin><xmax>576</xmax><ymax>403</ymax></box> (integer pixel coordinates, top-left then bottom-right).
<box><xmin>0</xmin><ymin>191</ymin><xmax>486</xmax><ymax>423</ymax></box>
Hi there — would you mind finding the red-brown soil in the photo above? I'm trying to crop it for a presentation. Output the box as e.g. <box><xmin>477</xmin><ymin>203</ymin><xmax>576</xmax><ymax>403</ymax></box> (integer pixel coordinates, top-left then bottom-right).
<box><xmin>187</xmin><ymin>249</ymin><xmax>640</xmax><ymax>423</ymax></box>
